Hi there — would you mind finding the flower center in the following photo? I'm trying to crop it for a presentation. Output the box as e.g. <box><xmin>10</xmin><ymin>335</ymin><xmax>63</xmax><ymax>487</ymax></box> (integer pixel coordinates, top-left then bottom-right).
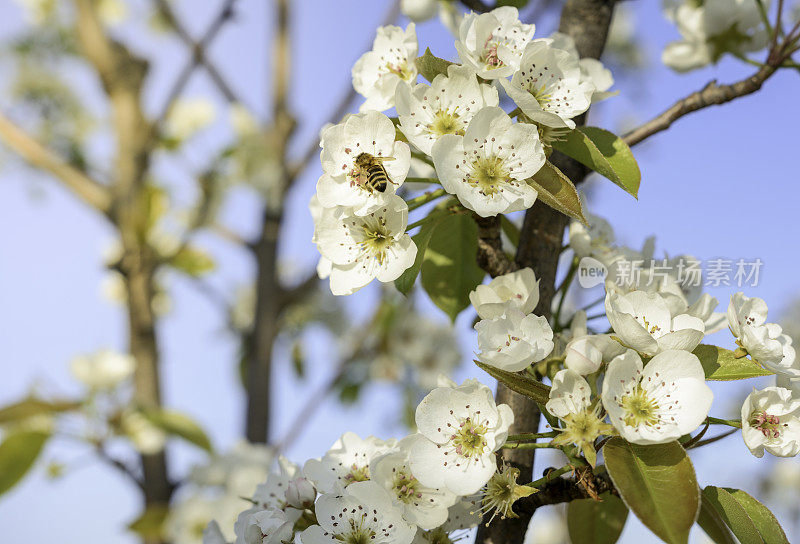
<box><xmin>335</xmin><ymin>517</ymin><xmax>376</xmax><ymax>544</ymax></box>
<box><xmin>356</xmin><ymin>219</ymin><xmax>392</xmax><ymax>266</ymax></box>
<box><xmin>343</xmin><ymin>463</ymin><xmax>370</xmax><ymax>485</ymax></box>
<box><xmin>621</xmin><ymin>385</ymin><xmax>661</xmax><ymax>428</ymax></box>
<box><xmin>428</xmin><ymin>109</ymin><xmax>463</xmax><ymax>137</ymax></box>
<box><xmin>451</xmin><ymin>417</ymin><xmax>488</xmax><ymax>459</ymax></box>
<box><xmin>749</xmin><ymin>411</ymin><xmax>785</xmax><ymax>439</ymax></box>
<box><xmin>481</xmin><ymin>36</ymin><xmax>503</xmax><ymax>68</ymax></box>
<box><xmin>528</xmin><ymin>84</ymin><xmax>553</xmax><ymax>108</ymax></box>
<box><xmin>468</xmin><ymin>156</ymin><xmax>510</xmax><ymax>197</ymax></box>
<box><xmin>392</xmin><ymin>469</ymin><xmax>422</xmax><ymax>503</ymax></box>
<box><xmin>479</xmin><ymin>466</ymin><xmax>535</xmax><ymax>522</ymax></box>
<box><xmin>384</xmin><ymin>61</ymin><xmax>414</xmax><ymax>81</ymax></box>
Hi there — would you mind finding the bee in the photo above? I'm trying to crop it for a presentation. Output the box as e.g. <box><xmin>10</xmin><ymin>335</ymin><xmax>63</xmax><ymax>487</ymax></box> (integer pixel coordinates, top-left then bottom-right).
<box><xmin>354</xmin><ymin>152</ymin><xmax>395</xmax><ymax>193</ymax></box>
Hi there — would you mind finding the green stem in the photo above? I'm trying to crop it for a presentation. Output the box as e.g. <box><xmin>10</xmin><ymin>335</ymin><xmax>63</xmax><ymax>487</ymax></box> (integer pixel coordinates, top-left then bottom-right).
<box><xmin>755</xmin><ymin>0</ymin><xmax>774</xmax><ymax>39</ymax></box>
<box><xmin>409</xmin><ymin>151</ymin><xmax>434</xmax><ymax>167</ymax></box>
<box><xmin>502</xmin><ymin>442</ymin><xmax>560</xmax><ymax>450</ymax></box>
<box><xmin>507</xmin><ymin>431</ymin><xmax>559</xmax><ymax>442</ymax></box>
<box><xmin>407</xmin><ymin>189</ymin><xmax>446</xmax><ymax>211</ymax></box>
<box><xmin>526</xmin><ymin>465</ymin><xmax>572</xmax><ymax>489</ymax></box>
<box><xmin>706</xmin><ymin>416</ymin><xmax>742</xmax><ymax>428</ymax></box>
<box><xmin>405</xmin><ymin>176</ymin><xmax>440</xmax><ymax>185</ymax></box>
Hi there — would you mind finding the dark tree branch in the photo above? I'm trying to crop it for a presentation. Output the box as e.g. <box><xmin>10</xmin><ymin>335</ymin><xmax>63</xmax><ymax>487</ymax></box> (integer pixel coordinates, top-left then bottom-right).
<box><xmin>459</xmin><ymin>0</ymin><xmax>493</xmax><ymax>13</ymax></box>
<box><xmin>623</xmin><ymin>64</ymin><xmax>777</xmax><ymax>147</ymax></box>
<box><xmin>475</xmin><ymin>215</ymin><xmax>517</xmax><ymax>278</ymax></box>
<box><xmin>515</xmin><ymin>469</ymin><xmax>616</xmax><ymax>516</ymax></box>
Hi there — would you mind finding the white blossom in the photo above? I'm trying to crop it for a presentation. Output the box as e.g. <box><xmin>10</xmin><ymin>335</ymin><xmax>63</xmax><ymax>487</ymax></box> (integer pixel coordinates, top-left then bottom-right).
<box><xmin>396</xmin><ymin>64</ymin><xmax>499</xmax><ymax>155</ymax></box>
<box><xmin>370</xmin><ymin>437</ymin><xmax>458</xmax><ymax>530</ymax></box>
<box><xmin>564</xmin><ymin>334</ymin><xmax>626</xmax><ymax>375</ymax></box>
<box><xmin>662</xmin><ymin>0</ymin><xmax>769</xmax><ymax>72</ymax></box>
<box><xmin>602</xmin><ymin>349</ymin><xmax>713</xmax><ymax>445</ymax></box>
<box><xmin>165</xmin><ymin>98</ymin><xmax>217</xmax><ymax>142</ymax></box>
<box><xmin>121</xmin><ymin>410</ymin><xmax>167</xmax><ymax>454</ymax></box>
<box><xmin>300</xmin><ymin>481</ymin><xmax>415</xmax><ymax>544</ymax></box>
<box><xmin>234</xmin><ymin>507</ymin><xmax>295</xmax><ymax>544</ymax></box>
<box><xmin>500</xmin><ymin>39</ymin><xmax>595</xmax><ymax>129</ymax></box>
<box><xmin>70</xmin><ymin>349</ymin><xmax>135</xmax><ymax>390</ymax></box>
<box><xmin>303</xmin><ymin>432</ymin><xmax>398</xmax><ymax>493</ymax></box>
<box><xmin>314</xmin><ymin>196</ymin><xmax>417</xmax><ymax>296</ymax></box>
<box><xmin>409</xmin><ymin>377</ymin><xmax>513</xmax><ymax>495</ymax></box>
<box><xmin>401</xmin><ymin>0</ymin><xmax>438</xmax><ymax>22</ymax></box>
<box><xmin>352</xmin><ymin>24</ymin><xmax>418</xmax><ymax>112</ymax></box>
<box><xmin>544</xmin><ymin>32</ymin><xmax>617</xmax><ymax>102</ymax></box>
<box><xmin>455</xmin><ymin>6</ymin><xmax>535</xmax><ymax>79</ymax></box>
<box><xmin>741</xmin><ymin>386</ymin><xmax>800</xmax><ymax>458</ymax></box>
<box><xmin>412</xmin><ymin>499</ymin><xmax>481</xmax><ymax>544</ymax></box>
<box><xmin>318</xmin><ymin>111</ymin><xmax>411</xmax><ymax>215</ymax></box>
<box><xmin>727</xmin><ymin>293</ymin><xmax>798</xmax><ymax>376</ymax></box>
<box><xmin>203</xmin><ymin>521</ymin><xmax>229</xmax><ymax>544</ymax></box>
<box><xmin>475</xmin><ymin>309</ymin><xmax>554</xmax><ymax>372</ymax></box>
<box><xmin>605</xmin><ymin>290</ymin><xmax>705</xmax><ymax>356</ymax></box>
<box><xmin>568</xmin><ymin>214</ymin><xmax>615</xmax><ymax>261</ymax></box>
<box><xmin>432</xmin><ymin>107</ymin><xmax>544</xmax><ymax>217</ymax></box>
<box><xmin>469</xmin><ymin>267</ymin><xmax>540</xmax><ymax>320</ymax></box>
<box><xmin>252</xmin><ymin>457</ymin><xmax>302</xmax><ymax>514</ymax></box>
<box><xmin>285</xmin><ymin>477</ymin><xmax>316</xmax><ymax>510</ymax></box>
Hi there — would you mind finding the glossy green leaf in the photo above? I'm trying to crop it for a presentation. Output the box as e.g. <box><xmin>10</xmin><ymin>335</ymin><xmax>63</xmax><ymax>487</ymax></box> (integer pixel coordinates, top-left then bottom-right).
<box><xmin>0</xmin><ymin>430</ymin><xmax>49</xmax><ymax>497</ymax></box>
<box><xmin>604</xmin><ymin>439</ymin><xmax>699</xmax><ymax>544</ymax></box>
<box><xmin>0</xmin><ymin>397</ymin><xmax>79</xmax><ymax>424</ymax></box>
<box><xmin>474</xmin><ymin>360</ymin><xmax>550</xmax><ymax>404</ymax></box>
<box><xmin>552</xmin><ymin>126</ymin><xmax>640</xmax><ymax>198</ymax></box>
<box><xmin>498</xmin><ymin>0</ymin><xmax>530</xmax><ymax>7</ymax></box>
<box><xmin>527</xmin><ymin>161</ymin><xmax>587</xmax><ymax>225</ymax></box>
<box><xmin>697</xmin><ymin>490</ymin><xmax>737</xmax><ymax>544</ymax></box>
<box><xmin>700</xmin><ymin>487</ymin><xmax>789</xmax><ymax>544</ymax></box>
<box><xmin>143</xmin><ymin>409</ymin><xmax>213</xmax><ymax>452</ymax></box>
<box><xmin>414</xmin><ymin>48</ymin><xmax>453</xmax><ymax>83</ymax></box>
<box><xmin>395</xmin><ymin>213</ymin><xmax>445</xmax><ymax>295</ymax></box>
<box><xmin>420</xmin><ymin>213</ymin><xmax>485</xmax><ymax>321</ymax></box>
<box><xmin>568</xmin><ymin>492</ymin><xmax>628</xmax><ymax>544</ymax></box>
<box><xmin>692</xmin><ymin>344</ymin><xmax>772</xmax><ymax>380</ymax></box>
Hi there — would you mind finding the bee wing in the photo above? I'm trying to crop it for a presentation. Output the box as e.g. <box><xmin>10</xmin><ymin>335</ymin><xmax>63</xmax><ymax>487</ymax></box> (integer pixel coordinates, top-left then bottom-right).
<box><xmin>373</xmin><ymin>156</ymin><xmax>396</xmax><ymax>163</ymax></box>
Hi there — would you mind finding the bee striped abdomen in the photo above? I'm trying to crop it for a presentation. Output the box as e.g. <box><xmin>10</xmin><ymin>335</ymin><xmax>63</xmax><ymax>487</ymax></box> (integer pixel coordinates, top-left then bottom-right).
<box><xmin>366</xmin><ymin>165</ymin><xmax>390</xmax><ymax>193</ymax></box>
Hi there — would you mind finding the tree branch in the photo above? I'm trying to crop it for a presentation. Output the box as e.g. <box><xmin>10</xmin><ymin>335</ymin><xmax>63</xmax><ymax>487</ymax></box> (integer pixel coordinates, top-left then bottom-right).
<box><xmin>474</xmin><ymin>215</ymin><xmax>517</xmax><ymax>278</ymax></box>
<box><xmin>515</xmin><ymin>469</ymin><xmax>616</xmax><ymax>516</ymax></box>
<box><xmin>154</xmin><ymin>0</ymin><xmax>242</xmax><ymax>111</ymax></box>
<box><xmin>623</xmin><ymin>64</ymin><xmax>777</xmax><ymax>147</ymax></box>
<box><xmin>0</xmin><ymin>112</ymin><xmax>111</xmax><ymax>214</ymax></box>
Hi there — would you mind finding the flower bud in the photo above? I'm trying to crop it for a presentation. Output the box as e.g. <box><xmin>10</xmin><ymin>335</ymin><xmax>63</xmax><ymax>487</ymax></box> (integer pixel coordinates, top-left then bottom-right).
<box><xmin>285</xmin><ymin>477</ymin><xmax>316</xmax><ymax>509</ymax></box>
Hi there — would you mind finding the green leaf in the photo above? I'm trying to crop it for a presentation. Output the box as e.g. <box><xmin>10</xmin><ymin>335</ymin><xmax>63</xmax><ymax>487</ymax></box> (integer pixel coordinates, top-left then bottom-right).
<box><xmin>170</xmin><ymin>246</ymin><xmax>216</xmax><ymax>277</ymax></box>
<box><xmin>701</xmin><ymin>487</ymin><xmax>790</xmax><ymax>544</ymax></box>
<box><xmin>474</xmin><ymin>360</ymin><xmax>550</xmax><ymax>404</ymax></box>
<box><xmin>142</xmin><ymin>409</ymin><xmax>213</xmax><ymax>452</ymax></box>
<box><xmin>497</xmin><ymin>0</ymin><xmax>529</xmax><ymax>7</ymax></box>
<box><xmin>128</xmin><ymin>503</ymin><xmax>169</xmax><ymax>540</ymax></box>
<box><xmin>552</xmin><ymin>127</ymin><xmax>640</xmax><ymax>198</ymax></box>
<box><xmin>414</xmin><ymin>48</ymin><xmax>454</xmax><ymax>83</ymax></box>
<box><xmin>0</xmin><ymin>397</ymin><xmax>79</xmax><ymax>424</ymax></box>
<box><xmin>395</xmin><ymin>213</ymin><xmax>445</xmax><ymax>295</ymax></box>
<box><xmin>420</xmin><ymin>213</ymin><xmax>485</xmax><ymax>321</ymax></box>
<box><xmin>697</xmin><ymin>490</ymin><xmax>737</xmax><ymax>544</ymax></box>
<box><xmin>604</xmin><ymin>439</ymin><xmax>699</xmax><ymax>544</ymax></box>
<box><xmin>0</xmin><ymin>430</ymin><xmax>49</xmax><ymax>497</ymax></box>
<box><xmin>527</xmin><ymin>161</ymin><xmax>587</xmax><ymax>224</ymax></box>
<box><xmin>692</xmin><ymin>344</ymin><xmax>772</xmax><ymax>380</ymax></box>
<box><xmin>702</xmin><ymin>487</ymin><xmax>765</xmax><ymax>544</ymax></box>
<box><xmin>567</xmin><ymin>492</ymin><xmax>628</xmax><ymax>544</ymax></box>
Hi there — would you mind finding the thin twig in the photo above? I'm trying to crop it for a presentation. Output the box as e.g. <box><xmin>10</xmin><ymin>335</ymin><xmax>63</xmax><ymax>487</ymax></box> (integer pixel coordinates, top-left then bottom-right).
<box><xmin>689</xmin><ymin>428</ymin><xmax>738</xmax><ymax>449</ymax></box>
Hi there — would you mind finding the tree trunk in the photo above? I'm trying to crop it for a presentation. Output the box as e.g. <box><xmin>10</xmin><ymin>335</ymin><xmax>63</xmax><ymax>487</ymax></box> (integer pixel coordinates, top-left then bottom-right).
<box><xmin>475</xmin><ymin>2</ymin><xmax>616</xmax><ymax>542</ymax></box>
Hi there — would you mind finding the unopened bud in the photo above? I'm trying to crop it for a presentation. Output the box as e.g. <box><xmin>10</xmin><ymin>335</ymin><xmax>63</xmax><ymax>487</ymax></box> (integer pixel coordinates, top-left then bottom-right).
<box><xmin>285</xmin><ymin>477</ymin><xmax>316</xmax><ymax>509</ymax></box>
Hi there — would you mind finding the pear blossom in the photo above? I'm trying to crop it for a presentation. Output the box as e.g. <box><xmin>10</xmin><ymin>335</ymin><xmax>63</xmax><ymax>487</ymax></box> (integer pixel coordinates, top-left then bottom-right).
<box><xmin>546</xmin><ymin>369</ymin><xmax>614</xmax><ymax>461</ymax></box>
<box><xmin>409</xmin><ymin>377</ymin><xmax>514</xmax><ymax>495</ymax></box>
<box><xmin>300</xmin><ymin>481</ymin><xmax>416</xmax><ymax>544</ymax></box>
<box><xmin>252</xmin><ymin>457</ymin><xmax>302</xmax><ymax>515</ymax></box>
<box><xmin>303</xmin><ymin>432</ymin><xmax>398</xmax><ymax>493</ymax></box>
<box><xmin>569</xmin><ymin>214</ymin><xmax>615</xmax><ymax>261</ymax></box>
<box><xmin>605</xmin><ymin>290</ymin><xmax>705</xmax><ymax>356</ymax></box>
<box><xmin>499</xmin><ymin>39</ymin><xmax>595</xmax><ymax>129</ymax></box>
<box><xmin>478</xmin><ymin>465</ymin><xmax>535</xmax><ymax>521</ymax></box>
<box><xmin>203</xmin><ymin>521</ymin><xmax>228</xmax><ymax>544</ymax></box>
<box><xmin>395</xmin><ymin>64</ymin><xmax>499</xmax><ymax>155</ymax></box>
<box><xmin>165</xmin><ymin>98</ymin><xmax>217</xmax><ymax>142</ymax></box>
<box><xmin>455</xmin><ymin>6</ymin><xmax>535</xmax><ymax>79</ymax></box>
<box><xmin>70</xmin><ymin>349</ymin><xmax>135</xmax><ymax>390</ymax></box>
<box><xmin>314</xmin><ymin>196</ymin><xmax>417</xmax><ymax>296</ymax></box>
<box><xmin>370</xmin><ymin>437</ymin><xmax>458</xmax><ymax>530</ymax></box>
<box><xmin>544</xmin><ymin>32</ymin><xmax>617</xmax><ymax>102</ymax></box>
<box><xmin>602</xmin><ymin>349</ymin><xmax>713</xmax><ymax>445</ymax></box>
<box><xmin>285</xmin><ymin>477</ymin><xmax>316</xmax><ymax>510</ymax></box>
<box><xmin>352</xmin><ymin>24</ymin><xmax>418</xmax><ymax>112</ymax></box>
<box><xmin>741</xmin><ymin>387</ymin><xmax>800</xmax><ymax>458</ymax></box>
<box><xmin>318</xmin><ymin>111</ymin><xmax>411</xmax><ymax>215</ymax></box>
<box><xmin>166</xmin><ymin>494</ymin><xmax>235</xmax><ymax>544</ymax></box>
<box><xmin>432</xmin><ymin>107</ymin><xmax>545</xmax><ymax>217</ymax></box>
<box><xmin>564</xmin><ymin>334</ymin><xmax>626</xmax><ymax>375</ymax></box>
<box><xmin>121</xmin><ymin>410</ymin><xmax>167</xmax><ymax>454</ymax></box>
<box><xmin>469</xmin><ymin>267</ymin><xmax>540</xmax><ymax>320</ymax></box>
<box><xmin>662</xmin><ymin>0</ymin><xmax>769</xmax><ymax>72</ymax></box>
<box><xmin>412</xmin><ymin>499</ymin><xmax>481</xmax><ymax>544</ymax></box>
<box><xmin>401</xmin><ymin>0</ymin><xmax>438</xmax><ymax>22</ymax></box>
<box><xmin>728</xmin><ymin>292</ymin><xmax>770</xmax><ymax>337</ymax></box>
<box><xmin>234</xmin><ymin>507</ymin><xmax>295</xmax><ymax>544</ymax></box>
<box><xmin>475</xmin><ymin>309</ymin><xmax>554</xmax><ymax>372</ymax></box>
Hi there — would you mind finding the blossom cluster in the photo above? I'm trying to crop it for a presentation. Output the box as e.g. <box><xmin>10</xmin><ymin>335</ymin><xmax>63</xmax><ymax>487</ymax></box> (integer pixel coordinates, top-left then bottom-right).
<box><xmin>311</xmin><ymin>6</ymin><xmax>615</xmax><ymax>296</ymax></box>
<box><xmin>204</xmin><ymin>377</ymin><xmax>514</xmax><ymax>544</ymax></box>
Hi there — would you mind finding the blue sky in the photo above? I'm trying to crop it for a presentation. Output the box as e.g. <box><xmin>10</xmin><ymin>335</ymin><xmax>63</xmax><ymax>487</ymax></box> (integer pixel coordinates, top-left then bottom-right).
<box><xmin>0</xmin><ymin>1</ymin><xmax>799</xmax><ymax>543</ymax></box>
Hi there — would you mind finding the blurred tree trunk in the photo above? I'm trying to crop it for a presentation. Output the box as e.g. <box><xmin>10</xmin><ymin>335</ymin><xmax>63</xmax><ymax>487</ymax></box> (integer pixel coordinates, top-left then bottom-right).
<box><xmin>475</xmin><ymin>1</ymin><xmax>616</xmax><ymax>542</ymax></box>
